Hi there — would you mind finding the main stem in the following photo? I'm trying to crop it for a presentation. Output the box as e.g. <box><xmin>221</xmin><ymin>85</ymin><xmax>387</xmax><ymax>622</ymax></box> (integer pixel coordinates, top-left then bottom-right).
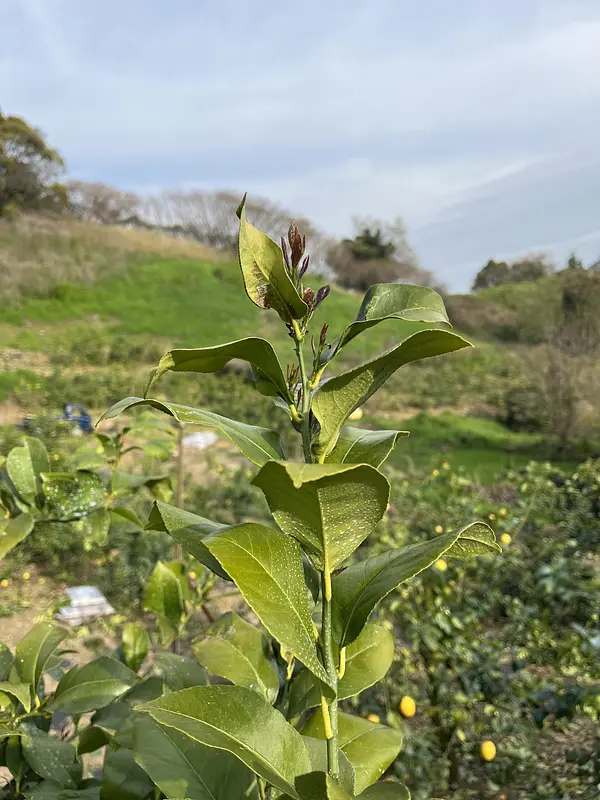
<box><xmin>293</xmin><ymin>322</ymin><xmax>339</xmax><ymax>780</ymax></box>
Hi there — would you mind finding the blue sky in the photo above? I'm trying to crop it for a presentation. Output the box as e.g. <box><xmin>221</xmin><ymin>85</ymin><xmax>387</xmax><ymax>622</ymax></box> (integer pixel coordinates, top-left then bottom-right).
<box><xmin>3</xmin><ymin>0</ymin><xmax>600</xmax><ymax>290</ymax></box>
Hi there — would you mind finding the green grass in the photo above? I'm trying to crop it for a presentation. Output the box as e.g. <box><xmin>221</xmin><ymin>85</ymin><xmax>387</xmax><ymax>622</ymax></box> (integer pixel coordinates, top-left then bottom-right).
<box><xmin>369</xmin><ymin>411</ymin><xmax>577</xmax><ymax>482</ymax></box>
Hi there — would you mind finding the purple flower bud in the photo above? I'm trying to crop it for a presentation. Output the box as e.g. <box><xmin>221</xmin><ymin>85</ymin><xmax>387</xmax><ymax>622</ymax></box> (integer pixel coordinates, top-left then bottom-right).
<box><xmin>314</xmin><ymin>285</ymin><xmax>331</xmax><ymax>309</ymax></box>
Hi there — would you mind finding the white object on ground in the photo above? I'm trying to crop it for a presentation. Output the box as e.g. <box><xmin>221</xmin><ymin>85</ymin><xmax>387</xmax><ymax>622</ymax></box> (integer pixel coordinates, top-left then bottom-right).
<box><xmin>56</xmin><ymin>585</ymin><xmax>115</xmax><ymax>626</ymax></box>
<box><xmin>183</xmin><ymin>431</ymin><xmax>218</xmax><ymax>451</ymax></box>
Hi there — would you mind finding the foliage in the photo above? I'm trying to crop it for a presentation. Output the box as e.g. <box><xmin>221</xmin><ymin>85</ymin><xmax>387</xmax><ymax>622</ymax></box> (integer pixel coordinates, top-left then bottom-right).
<box><xmin>0</xmin><ymin>111</ymin><xmax>65</xmax><ymax>218</ymax></box>
<box><xmin>472</xmin><ymin>253</ymin><xmax>555</xmax><ymax>292</ymax></box>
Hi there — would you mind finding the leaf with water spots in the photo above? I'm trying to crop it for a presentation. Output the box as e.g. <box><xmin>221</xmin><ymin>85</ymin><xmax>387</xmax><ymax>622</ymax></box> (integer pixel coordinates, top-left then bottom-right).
<box><xmin>15</xmin><ymin>622</ymin><xmax>68</xmax><ymax>693</ymax></box>
<box><xmin>52</xmin><ymin>656</ymin><xmax>140</xmax><ymax>715</ymax></box>
<box><xmin>0</xmin><ymin>513</ymin><xmax>34</xmax><ymax>560</ymax></box>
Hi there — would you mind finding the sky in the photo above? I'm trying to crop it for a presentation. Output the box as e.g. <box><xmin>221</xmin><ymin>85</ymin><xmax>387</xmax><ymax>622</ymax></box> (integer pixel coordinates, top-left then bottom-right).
<box><xmin>3</xmin><ymin>0</ymin><xmax>600</xmax><ymax>290</ymax></box>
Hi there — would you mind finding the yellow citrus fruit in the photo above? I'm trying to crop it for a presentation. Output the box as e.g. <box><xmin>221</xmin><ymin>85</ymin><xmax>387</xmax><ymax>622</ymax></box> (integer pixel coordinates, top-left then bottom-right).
<box><xmin>432</xmin><ymin>469</ymin><xmax>440</xmax><ymax>477</ymax></box>
<box><xmin>0</xmin><ymin>579</ymin><xmax>8</xmax><ymax>588</ymax></box>
<box><xmin>488</xmin><ymin>513</ymin><xmax>496</xmax><ymax>521</ymax></box>
<box><xmin>188</xmin><ymin>571</ymin><xmax>197</xmax><ymax>580</ymax></box>
<box><xmin>399</xmin><ymin>696</ymin><xmax>416</xmax><ymax>718</ymax></box>
<box><xmin>500</xmin><ymin>533</ymin><xmax>512</xmax><ymax>546</ymax></box>
<box><xmin>402</xmin><ymin>480</ymin><xmax>409</xmax><ymax>488</ymax></box>
<box><xmin>434</xmin><ymin>524</ymin><xmax>443</xmax><ymax>534</ymax></box>
<box><xmin>367</xmin><ymin>713</ymin><xmax>380</xmax><ymax>723</ymax></box>
<box><xmin>348</xmin><ymin>407</ymin><xmax>363</xmax><ymax>421</ymax></box>
<box><xmin>480</xmin><ymin>740</ymin><xmax>496</xmax><ymax>761</ymax></box>
<box><xmin>434</xmin><ymin>558</ymin><xmax>448</xmax><ymax>572</ymax></box>
<box><xmin>22</xmin><ymin>572</ymin><xmax>31</xmax><ymax>581</ymax></box>
<box><xmin>499</xmin><ymin>508</ymin><xmax>507</xmax><ymax>517</ymax></box>
<box><xmin>442</xmin><ymin>461</ymin><xmax>450</xmax><ymax>470</ymax></box>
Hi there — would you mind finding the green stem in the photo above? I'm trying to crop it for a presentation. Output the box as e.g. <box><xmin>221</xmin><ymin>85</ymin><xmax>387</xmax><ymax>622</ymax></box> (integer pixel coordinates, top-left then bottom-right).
<box><xmin>293</xmin><ymin>324</ymin><xmax>312</xmax><ymax>464</ymax></box>
<box><xmin>258</xmin><ymin>778</ymin><xmax>267</xmax><ymax>800</ymax></box>
<box><xmin>321</xmin><ymin>578</ymin><xmax>339</xmax><ymax>779</ymax></box>
<box><xmin>293</xmin><ymin>320</ymin><xmax>339</xmax><ymax>779</ymax></box>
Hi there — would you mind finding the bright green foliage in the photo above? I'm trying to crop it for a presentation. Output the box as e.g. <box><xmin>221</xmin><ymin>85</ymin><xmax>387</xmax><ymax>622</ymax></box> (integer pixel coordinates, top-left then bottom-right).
<box><xmin>0</xmin><ymin>196</ymin><xmax>501</xmax><ymax>800</ymax></box>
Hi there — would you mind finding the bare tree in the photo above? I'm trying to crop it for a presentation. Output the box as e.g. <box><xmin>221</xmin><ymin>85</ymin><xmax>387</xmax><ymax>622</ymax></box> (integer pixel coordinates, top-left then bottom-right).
<box><xmin>67</xmin><ymin>180</ymin><xmax>139</xmax><ymax>225</ymax></box>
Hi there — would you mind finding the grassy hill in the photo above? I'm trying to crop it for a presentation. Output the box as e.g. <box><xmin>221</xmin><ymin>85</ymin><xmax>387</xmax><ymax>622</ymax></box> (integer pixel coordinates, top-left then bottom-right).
<box><xmin>0</xmin><ymin>214</ymin><xmax>595</xmax><ymax>479</ymax></box>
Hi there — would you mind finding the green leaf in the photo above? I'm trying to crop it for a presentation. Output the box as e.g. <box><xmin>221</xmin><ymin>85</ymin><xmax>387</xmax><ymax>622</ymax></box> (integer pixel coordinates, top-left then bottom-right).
<box><xmin>0</xmin><ymin>682</ymin><xmax>31</xmax><ymax>712</ymax></box>
<box><xmin>302</xmin><ymin>712</ymin><xmax>402</xmax><ymax>794</ymax></box>
<box><xmin>312</xmin><ymin>330</ymin><xmax>471</xmax><ymax>460</ymax></box>
<box><xmin>0</xmin><ymin>513</ymin><xmax>35</xmax><ymax>559</ymax></box>
<box><xmin>324</xmin><ymin>283</ymin><xmax>451</xmax><ymax>362</ymax></box>
<box><xmin>99</xmin><ymin>397</ymin><xmax>285</xmax><ymax>466</ymax></box>
<box><xmin>144</xmin><ymin>561</ymin><xmax>188</xmax><ymax>648</ymax></box>
<box><xmin>148</xmin><ymin>336</ymin><xmax>292</xmax><ymax>401</ymax></box>
<box><xmin>121</xmin><ymin>623</ymin><xmax>149</xmax><ymax>673</ymax></box>
<box><xmin>285</xmin><ymin>772</ymin><xmax>353</xmax><ymax>800</ymax></box>
<box><xmin>288</xmin><ymin>624</ymin><xmax>394</xmax><ymax>716</ymax></box>
<box><xmin>301</xmin><ymin>737</ymin><xmax>356</xmax><ymax>796</ymax></box>
<box><xmin>253</xmin><ymin>462</ymin><xmax>389</xmax><ymax>572</ymax></box>
<box><xmin>140</xmin><ymin>684</ymin><xmax>312</xmax><ymax>797</ymax></box>
<box><xmin>21</xmin><ymin>722</ymin><xmax>80</xmax><ymax>789</ymax></box>
<box><xmin>27</xmin><ymin>783</ymin><xmax>101</xmax><ymax>800</ymax></box>
<box><xmin>192</xmin><ymin>611</ymin><xmax>279</xmax><ymax>703</ymax></box>
<box><xmin>6</xmin><ymin>436</ymin><xmax>49</xmax><ymax>506</ymax></box>
<box><xmin>109</xmin><ymin>507</ymin><xmax>144</xmax><ymax>530</ymax></box>
<box><xmin>0</xmin><ymin>643</ymin><xmax>14</xmax><ymax>681</ymax></box>
<box><xmin>133</xmin><ymin>716</ymin><xmax>259</xmax><ymax>800</ymax></box>
<box><xmin>73</xmin><ymin>509</ymin><xmax>111</xmax><ymax>549</ymax></box>
<box><xmin>77</xmin><ymin>724</ymin><xmax>111</xmax><ymax>755</ymax></box>
<box><xmin>52</xmin><ymin>657</ymin><xmax>140</xmax><ymax>714</ymax></box>
<box><xmin>146</xmin><ymin>501</ymin><xmax>230</xmax><ymax>580</ymax></box>
<box><xmin>100</xmin><ymin>745</ymin><xmax>154</xmax><ymax>800</ymax></box>
<box><xmin>204</xmin><ymin>524</ymin><xmax>330</xmax><ymax>687</ymax></box>
<box><xmin>42</xmin><ymin>472</ymin><xmax>107</xmax><ymax>521</ymax></box>
<box><xmin>359</xmin><ymin>783</ymin><xmax>410</xmax><ymax>799</ymax></box>
<box><xmin>325</xmin><ymin>428</ymin><xmax>409</xmax><ymax>468</ymax></box>
<box><xmin>154</xmin><ymin>652</ymin><xmax>208</xmax><ymax>691</ymax></box>
<box><xmin>332</xmin><ymin>523</ymin><xmax>500</xmax><ymax>647</ymax></box>
<box><xmin>15</xmin><ymin>622</ymin><xmax>68</xmax><ymax>691</ymax></box>
<box><xmin>237</xmin><ymin>194</ymin><xmax>308</xmax><ymax>321</ymax></box>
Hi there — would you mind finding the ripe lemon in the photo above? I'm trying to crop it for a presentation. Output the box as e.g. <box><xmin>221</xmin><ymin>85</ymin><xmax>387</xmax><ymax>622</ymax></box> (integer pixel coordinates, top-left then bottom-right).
<box><xmin>434</xmin><ymin>558</ymin><xmax>448</xmax><ymax>572</ymax></box>
<box><xmin>432</xmin><ymin>469</ymin><xmax>440</xmax><ymax>477</ymax></box>
<box><xmin>188</xmin><ymin>571</ymin><xmax>197</xmax><ymax>580</ymax></box>
<box><xmin>480</xmin><ymin>740</ymin><xmax>496</xmax><ymax>761</ymax></box>
<box><xmin>434</xmin><ymin>524</ymin><xmax>443</xmax><ymax>534</ymax></box>
<box><xmin>488</xmin><ymin>513</ymin><xmax>496</xmax><ymax>521</ymax></box>
<box><xmin>399</xmin><ymin>696</ymin><xmax>416</xmax><ymax>718</ymax></box>
<box><xmin>499</xmin><ymin>508</ymin><xmax>507</xmax><ymax>518</ymax></box>
<box><xmin>22</xmin><ymin>571</ymin><xmax>31</xmax><ymax>581</ymax></box>
<box><xmin>500</xmin><ymin>533</ymin><xmax>512</xmax><ymax>546</ymax></box>
<box><xmin>367</xmin><ymin>713</ymin><xmax>380</xmax><ymax>723</ymax></box>
<box><xmin>0</xmin><ymin>579</ymin><xmax>8</xmax><ymax>588</ymax></box>
<box><xmin>349</xmin><ymin>407</ymin><xmax>363</xmax><ymax>421</ymax></box>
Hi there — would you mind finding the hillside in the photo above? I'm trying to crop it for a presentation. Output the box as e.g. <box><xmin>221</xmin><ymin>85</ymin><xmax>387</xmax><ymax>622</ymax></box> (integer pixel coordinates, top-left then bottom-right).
<box><xmin>1</xmin><ymin>214</ymin><xmax>598</xmax><ymax>478</ymax></box>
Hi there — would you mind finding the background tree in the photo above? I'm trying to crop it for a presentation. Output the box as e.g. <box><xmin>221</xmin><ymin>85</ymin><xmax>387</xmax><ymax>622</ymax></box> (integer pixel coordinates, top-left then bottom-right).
<box><xmin>472</xmin><ymin>253</ymin><xmax>555</xmax><ymax>291</ymax></box>
<box><xmin>471</xmin><ymin>259</ymin><xmax>510</xmax><ymax>291</ymax></box>
<box><xmin>327</xmin><ymin>216</ymin><xmax>439</xmax><ymax>292</ymax></box>
<box><xmin>67</xmin><ymin>180</ymin><xmax>140</xmax><ymax>226</ymax></box>
<box><xmin>0</xmin><ymin>110</ymin><xmax>65</xmax><ymax>216</ymax></box>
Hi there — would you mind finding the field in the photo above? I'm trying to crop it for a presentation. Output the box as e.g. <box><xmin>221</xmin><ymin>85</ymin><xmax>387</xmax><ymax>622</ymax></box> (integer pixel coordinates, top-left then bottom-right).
<box><xmin>0</xmin><ymin>215</ymin><xmax>599</xmax><ymax>799</ymax></box>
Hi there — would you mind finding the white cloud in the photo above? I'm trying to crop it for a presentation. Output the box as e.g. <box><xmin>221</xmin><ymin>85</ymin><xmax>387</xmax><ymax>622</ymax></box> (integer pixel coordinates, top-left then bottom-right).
<box><xmin>2</xmin><ymin>0</ymin><xmax>600</xmax><ymax>287</ymax></box>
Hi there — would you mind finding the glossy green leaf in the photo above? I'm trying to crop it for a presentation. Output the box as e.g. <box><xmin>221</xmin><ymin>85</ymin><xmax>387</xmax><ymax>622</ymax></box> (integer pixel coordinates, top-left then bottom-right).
<box><xmin>28</xmin><ymin>783</ymin><xmax>101</xmax><ymax>800</ymax></box>
<box><xmin>302</xmin><ymin>712</ymin><xmax>403</xmax><ymax>794</ymax></box>
<box><xmin>148</xmin><ymin>336</ymin><xmax>292</xmax><ymax>401</ymax></box>
<box><xmin>133</xmin><ymin>716</ymin><xmax>259</xmax><ymax>800</ymax></box>
<box><xmin>121</xmin><ymin>623</ymin><xmax>149</xmax><ymax>673</ymax></box>
<box><xmin>100</xmin><ymin>745</ymin><xmax>154</xmax><ymax>800</ymax></box>
<box><xmin>253</xmin><ymin>462</ymin><xmax>389</xmax><ymax>571</ymax></box>
<box><xmin>99</xmin><ymin>397</ymin><xmax>285</xmax><ymax>466</ymax></box>
<box><xmin>324</xmin><ymin>283</ymin><xmax>451</xmax><ymax>362</ymax></box>
<box><xmin>15</xmin><ymin>622</ymin><xmax>68</xmax><ymax>691</ymax></box>
<box><xmin>21</xmin><ymin>722</ymin><xmax>80</xmax><ymax>789</ymax></box>
<box><xmin>193</xmin><ymin>611</ymin><xmax>279</xmax><ymax>702</ymax></box>
<box><xmin>0</xmin><ymin>643</ymin><xmax>14</xmax><ymax>680</ymax></box>
<box><xmin>0</xmin><ymin>513</ymin><xmax>34</xmax><ymax>559</ymax></box>
<box><xmin>301</xmin><ymin>737</ymin><xmax>356</xmax><ymax>796</ymax></box>
<box><xmin>0</xmin><ymin>681</ymin><xmax>31</xmax><ymax>712</ymax></box>
<box><xmin>237</xmin><ymin>194</ymin><xmax>308</xmax><ymax>321</ymax></box>
<box><xmin>359</xmin><ymin>783</ymin><xmax>411</xmax><ymax>799</ymax></box>
<box><xmin>146</xmin><ymin>501</ymin><xmax>230</xmax><ymax>580</ymax></box>
<box><xmin>332</xmin><ymin>523</ymin><xmax>500</xmax><ymax>647</ymax></box>
<box><xmin>42</xmin><ymin>472</ymin><xmax>107</xmax><ymax>521</ymax></box>
<box><xmin>154</xmin><ymin>651</ymin><xmax>208</xmax><ymax>691</ymax></box>
<box><xmin>325</xmin><ymin>427</ymin><xmax>409</xmax><ymax>468</ymax></box>
<box><xmin>109</xmin><ymin>507</ymin><xmax>144</xmax><ymax>530</ymax></box>
<box><xmin>141</xmin><ymin>684</ymin><xmax>312</xmax><ymax>796</ymax></box>
<box><xmin>204</xmin><ymin>523</ymin><xmax>330</xmax><ymax>686</ymax></box>
<box><xmin>312</xmin><ymin>330</ymin><xmax>471</xmax><ymax>460</ymax></box>
<box><xmin>6</xmin><ymin>436</ymin><xmax>49</xmax><ymax>506</ymax></box>
<box><xmin>73</xmin><ymin>509</ymin><xmax>111</xmax><ymax>549</ymax></box>
<box><xmin>76</xmin><ymin>724</ymin><xmax>111</xmax><ymax>755</ymax></box>
<box><xmin>52</xmin><ymin>656</ymin><xmax>139</xmax><ymax>714</ymax></box>
<box><xmin>288</xmin><ymin>624</ymin><xmax>394</xmax><ymax>715</ymax></box>
<box><xmin>144</xmin><ymin>561</ymin><xmax>188</xmax><ymax>648</ymax></box>
<box><xmin>284</xmin><ymin>771</ymin><xmax>353</xmax><ymax>800</ymax></box>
